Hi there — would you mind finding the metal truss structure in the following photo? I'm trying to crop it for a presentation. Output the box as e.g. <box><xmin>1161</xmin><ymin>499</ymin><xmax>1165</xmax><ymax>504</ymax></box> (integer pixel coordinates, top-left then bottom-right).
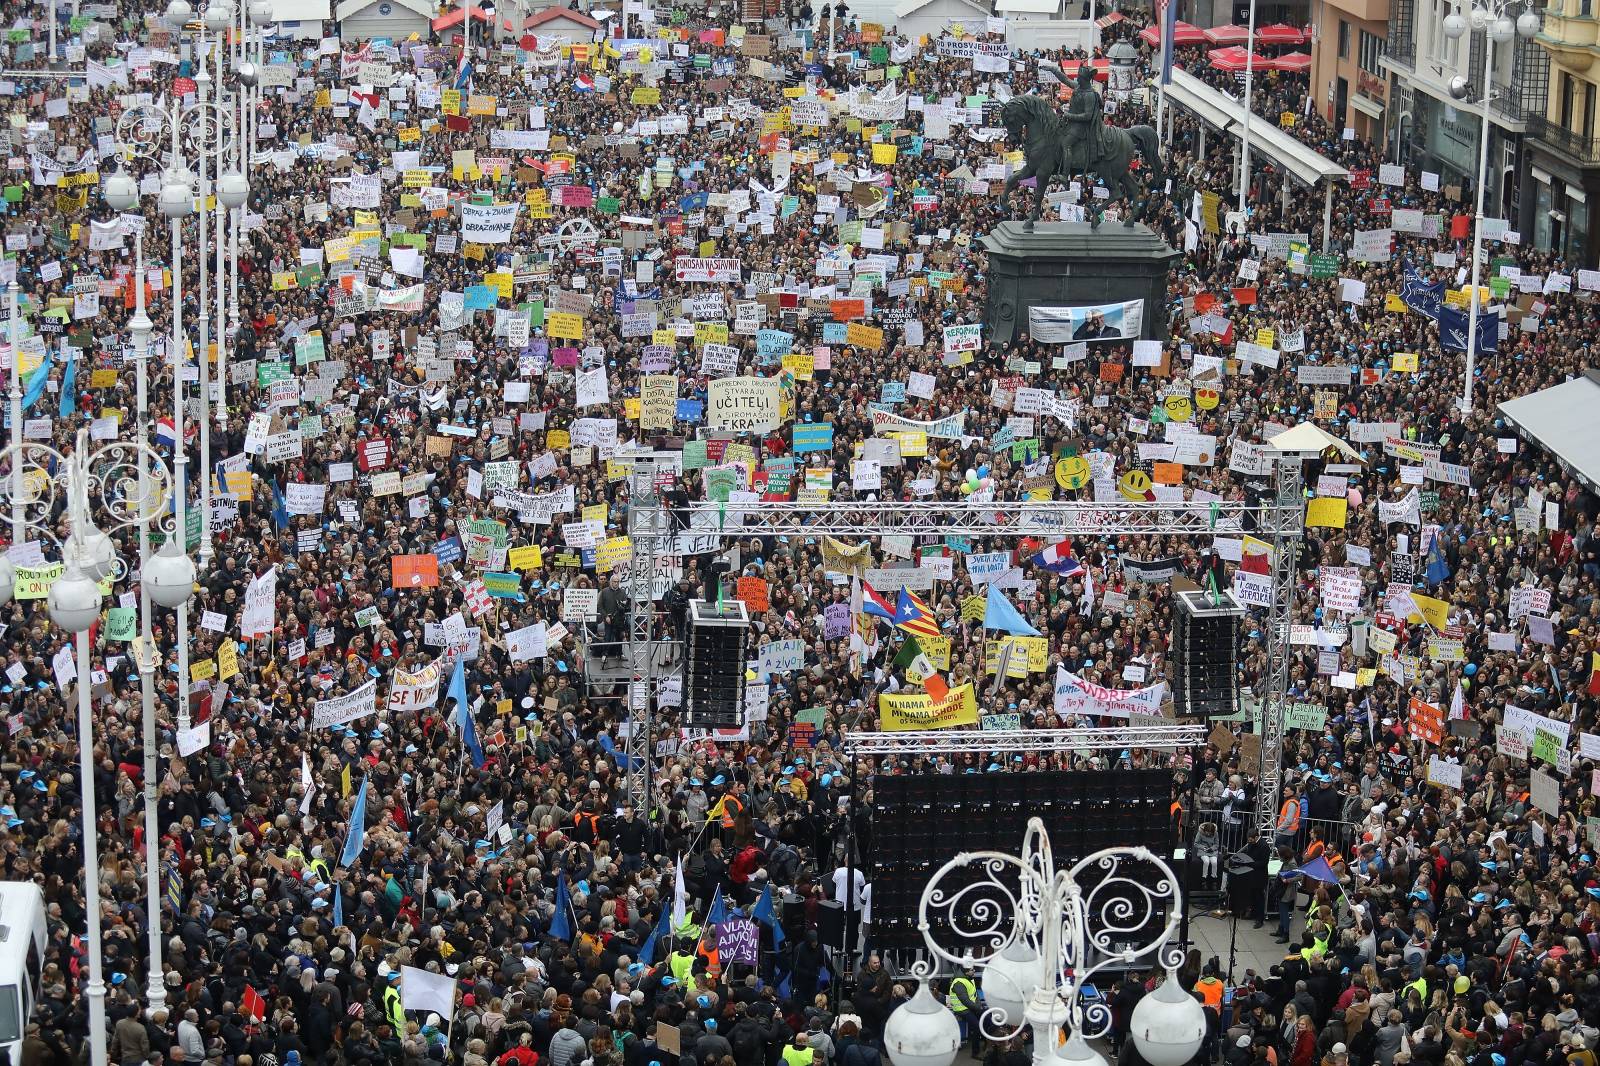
<box><xmin>676</xmin><ymin>499</ymin><xmax>1250</xmax><ymax>538</ymax></box>
<box><xmin>1253</xmin><ymin>456</ymin><xmax>1307</xmax><ymax>834</ymax></box>
<box><xmin>622</xmin><ymin>465</ymin><xmax>1307</xmax><ymax>845</ymax></box>
<box><xmin>841</xmin><ymin>724</ymin><xmax>1210</xmax><ymax>755</ymax></box>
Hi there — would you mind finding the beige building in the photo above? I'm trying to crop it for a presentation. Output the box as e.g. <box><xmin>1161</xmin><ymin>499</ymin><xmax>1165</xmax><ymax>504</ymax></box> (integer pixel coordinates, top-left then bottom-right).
<box><xmin>1308</xmin><ymin>0</ymin><xmax>1390</xmax><ymax>142</ymax></box>
<box><xmin>1527</xmin><ymin>0</ymin><xmax>1600</xmax><ymax>264</ymax></box>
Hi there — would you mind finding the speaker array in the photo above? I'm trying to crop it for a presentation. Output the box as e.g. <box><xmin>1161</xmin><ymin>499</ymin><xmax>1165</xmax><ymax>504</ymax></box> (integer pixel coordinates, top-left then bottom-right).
<box><xmin>683</xmin><ymin>599</ymin><xmax>750</xmax><ymax>729</ymax></box>
<box><xmin>868</xmin><ymin>770</ymin><xmax>1174</xmax><ymax>949</ymax></box>
<box><xmin>1171</xmin><ymin>590</ymin><xmax>1245</xmax><ymax>719</ymax></box>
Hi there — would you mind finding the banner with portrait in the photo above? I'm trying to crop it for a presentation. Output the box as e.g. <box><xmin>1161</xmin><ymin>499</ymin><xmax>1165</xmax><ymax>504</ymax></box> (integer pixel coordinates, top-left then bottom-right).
<box><xmin>1027</xmin><ymin>300</ymin><xmax>1145</xmax><ymax>344</ymax></box>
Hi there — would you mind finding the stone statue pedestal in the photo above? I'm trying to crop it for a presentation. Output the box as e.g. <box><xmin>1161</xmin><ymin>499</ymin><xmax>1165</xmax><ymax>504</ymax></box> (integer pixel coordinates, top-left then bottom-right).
<box><xmin>981</xmin><ymin>221</ymin><xmax>1182</xmax><ymax>346</ymax></box>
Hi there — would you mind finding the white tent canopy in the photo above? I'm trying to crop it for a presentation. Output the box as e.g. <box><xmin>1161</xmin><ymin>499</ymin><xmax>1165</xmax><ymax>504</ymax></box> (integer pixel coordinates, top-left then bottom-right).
<box><xmin>1498</xmin><ymin>371</ymin><xmax>1600</xmax><ymax>493</ymax></box>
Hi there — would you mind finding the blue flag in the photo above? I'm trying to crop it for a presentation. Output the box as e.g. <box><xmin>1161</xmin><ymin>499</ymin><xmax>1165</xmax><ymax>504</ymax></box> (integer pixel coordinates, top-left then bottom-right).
<box><xmin>1400</xmin><ymin>267</ymin><xmax>1444</xmax><ymax>322</ymax></box>
<box><xmin>706</xmin><ymin>884</ymin><xmax>728</xmax><ymax>927</ymax></box>
<box><xmin>333</xmin><ymin>884</ymin><xmax>344</xmax><ymax>929</ymax></box>
<box><xmin>340</xmin><ymin>775</ymin><xmax>368</xmax><ymax>867</ymax></box>
<box><xmin>58</xmin><ymin>353</ymin><xmax>76</xmax><ymax>419</ymax></box>
<box><xmin>1425</xmin><ymin>535</ymin><xmax>1452</xmax><ymax>587</ymax></box>
<box><xmin>270</xmin><ymin>479</ymin><xmax>290</xmax><ymax>531</ymax></box>
<box><xmin>983</xmin><ymin>583</ymin><xmax>1041</xmax><ymax>636</ymax></box>
<box><xmin>639</xmin><ymin>893</ymin><xmax>674</xmax><ymax>965</ymax></box>
<box><xmin>1158</xmin><ymin>0</ymin><xmax>1177</xmax><ymax>85</ymax></box>
<box><xmin>20</xmin><ymin>351</ymin><xmax>52</xmax><ymax>414</ymax></box>
<box><xmin>449</xmin><ymin>659</ymin><xmax>485</xmax><ymax>769</ymax></box>
<box><xmin>1439</xmin><ymin>305</ymin><xmax>1500</xmax><ymax>354</ymax></box>
<box><xmin>549</xmin><ymin>873</ymin><xmax>572</xmax><ymax>942</ymax></box>
<box><xmin>752</xmin><ymin>883</ymin><xmax>785</xmax><ymax>946</ymax></box>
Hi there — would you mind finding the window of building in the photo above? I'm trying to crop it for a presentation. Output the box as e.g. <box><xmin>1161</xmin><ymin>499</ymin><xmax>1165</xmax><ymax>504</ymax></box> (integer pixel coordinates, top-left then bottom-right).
<box><xmin>1562</xmin><ymin>71</ymin><xmax>1576</xmax><ymax>130</ymax></box>
<box><xmin>1339</xmin><ymin>19</ymin><xmax>1351</xmax><ymax>59</ymax></box>
<box><xmin>1586</xmin><ymin>82</ymin><xmax>1597</xmax><ymax>138</ymax></box>
<box><xmin>1358</xmin><ymin>30</ymin><xmax>1385</xmax><ymax>74</ymax></box>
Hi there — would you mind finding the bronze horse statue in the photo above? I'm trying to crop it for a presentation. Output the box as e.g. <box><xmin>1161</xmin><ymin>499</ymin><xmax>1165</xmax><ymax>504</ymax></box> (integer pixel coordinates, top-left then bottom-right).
<box><xmin>997</xmin><ymin>92</ymin><xmax>1165</xmax><ymax>228</ymax></box>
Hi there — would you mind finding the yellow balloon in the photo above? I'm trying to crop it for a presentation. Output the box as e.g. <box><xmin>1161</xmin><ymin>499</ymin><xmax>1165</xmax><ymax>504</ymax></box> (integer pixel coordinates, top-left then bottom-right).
<box><xmin>1163</xmin><ymin>395</ymin><xmax>1194</xmax><ymax>422</ymax></box>
<box><xmin>1195</xmin><ymin>387</ymin><xmax>1221</xmax><ymax>411</ymax></box>
<box><xmin>1118</xmin><ymin>469</ymin><xmax>1152</xmax><ymax>501</ymax></box>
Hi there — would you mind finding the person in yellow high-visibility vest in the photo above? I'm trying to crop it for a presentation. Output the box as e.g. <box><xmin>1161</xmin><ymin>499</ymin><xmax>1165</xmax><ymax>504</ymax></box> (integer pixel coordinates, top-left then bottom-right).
<box><xmin>782</xmin><ymin>1032</ymin><xmax>816</xmax><ymax>1066</ymax></box>
<box><xmin>946</xmin><ymin>967</ymin><xmax>981</xmax><ymax>1054</ymax></box>
<box><xmin>383</xmin><ymin>974</ymin><xmax>406</xmax><ymax>1034</ymax></box>
<box><xmin>669</xmin><ymin>943</ymin><xmax>696</xmax><ymax>985</ymax></box>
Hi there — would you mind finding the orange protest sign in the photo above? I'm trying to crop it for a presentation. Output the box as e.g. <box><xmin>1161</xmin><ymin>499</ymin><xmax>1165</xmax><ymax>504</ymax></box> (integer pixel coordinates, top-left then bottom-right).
<box><xmin>391</xmin><ymin>554</ymin><xmax>440</xmax><ymax>588</ymax></box>
<box><xmin>737</xmin><ymin>576</ymin><xmax>770</xmax><ymax>614</ymax></box>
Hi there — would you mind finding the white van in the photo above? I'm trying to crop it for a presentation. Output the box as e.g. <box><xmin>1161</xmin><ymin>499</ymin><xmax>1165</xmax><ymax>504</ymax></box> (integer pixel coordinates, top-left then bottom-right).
<box><xmin>0</xmin><ymin>882</ymin><xmax>47</xmax><ymax>1058</ymax></box>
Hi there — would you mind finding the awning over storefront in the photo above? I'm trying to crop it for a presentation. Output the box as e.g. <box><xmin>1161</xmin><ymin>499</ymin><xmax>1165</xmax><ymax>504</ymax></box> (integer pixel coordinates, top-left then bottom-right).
<box><xmin>1157</xmin><ymin>67</ymin><xmax>1349</xmax><ymax>187</ymax></box>
<box><xmin>1498</xmin><ymin>371</ymin><xmax>1600</xmax><ymax>494</ymax></box>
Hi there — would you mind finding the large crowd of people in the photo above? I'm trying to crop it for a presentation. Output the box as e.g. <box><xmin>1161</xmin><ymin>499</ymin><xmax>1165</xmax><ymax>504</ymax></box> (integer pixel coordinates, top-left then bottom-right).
<box><xmin>1</xmin><ymin>0</ymin><xmax>1599</xmax><ymax>1065</ymax></box>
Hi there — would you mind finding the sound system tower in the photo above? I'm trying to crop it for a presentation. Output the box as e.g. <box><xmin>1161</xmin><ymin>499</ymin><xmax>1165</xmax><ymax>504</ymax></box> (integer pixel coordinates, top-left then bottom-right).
<box><xmin>683</xmin><ymin>599</ymin><xmax>750</xmax><ymax>729</ymax></box>
<box><xmin>868</xmin><ymin>769</ymin><xmax>1174</xmax><ymax>951</ymax></box>
<box><xmin>1171</xmin><ymin>589</ymin><xmax>1245</xmax><ymax>719</ymax></box>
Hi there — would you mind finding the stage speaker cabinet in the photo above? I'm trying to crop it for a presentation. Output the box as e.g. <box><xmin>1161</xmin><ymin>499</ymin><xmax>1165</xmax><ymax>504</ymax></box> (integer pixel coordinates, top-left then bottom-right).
<box><xmin>683</xmin><ymin>599</ymin><xmax>751</xmax><ymax>729</ymax></box>
<box><xmin>1171</xmin><ymin>590</ymin><xmax>1245</xmax><ymax>719</ymax></box>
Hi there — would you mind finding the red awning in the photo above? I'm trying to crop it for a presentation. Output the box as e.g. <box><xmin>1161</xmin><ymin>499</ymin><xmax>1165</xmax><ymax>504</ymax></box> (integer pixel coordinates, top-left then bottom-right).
<box><xmin>1055</xmin><ymin>58</ymin><xmax>1111</xmax><ymax>83</ymax></box>
<box><xmin>1271</xmin><ymin>50</ymin><xmax>1312</xmax><ymax>72</ymax></box>
<box><xmin>1203</xmin><ymin>23</ymin><xmax>1251</xmax><ymax>45</ymax></box>
<box><xmin>1139</xmin><ymin>20</ymin><xmax>1206</xmax><ymax>47</ymax></box>
<box><xmin>1255</xmin><ymin>22</ymin><xmax>1307</xmax><ymax>44</ymax></box>
<box><xmin>1094</xmin><ymin>10</ymin><xmax>1125</xmax><ymax>28</ymax></box>
<box><xmin>1207</xmin><ymin>45</ymin><xmax>1271</xmax><ymax>72</ymax></box>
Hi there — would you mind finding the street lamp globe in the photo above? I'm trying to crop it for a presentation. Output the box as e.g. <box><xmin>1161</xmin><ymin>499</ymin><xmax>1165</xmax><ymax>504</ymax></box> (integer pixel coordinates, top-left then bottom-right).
<box><xmin>249</xmin><ymin>0</ymin><xmax>273</xmax><ymax>26</ymax></box>
<box><xmin>1517</xmin><ymin>10</ymin><xmax>1540</xmax><ymax>36</ymax></box>
<box><xmin>48</xmin><ymin>562</ymin><xmax>102</xmax><ymax>634</ymax></box>
<box><xmin>1442</xmin><ymin>12</ymin><xmax>1467</xmax><ymax>37</ymax></box>
<box><xmin>144</xmin><ymin>541</ymin><xmax>196</xmax><ymax>610</ymax></box>
<box><xmin>883</xmin><ymin>982</ymin><xmax>960</xmax><ymax>1066</ymax></box>
<box><xmin>1469</xmin><ymin>5</ymin><xmax>1490</xmax><ymax>30</ymax></box>
<box><xmin>204</xmin><ymin>4</ymin><xmax>230</xmax><ymax>30</ymax></box>
<box><xmin>77</xmin><ymin>526</ymin><xmax>118</xmax><ymax>584</ymax></box>
<box><xmin>159</xmin><ymin>179</ymin><xmax>193</xmax><ymax>219</ymax></box>
<box><xmin>218</xmin><ymin>171</ymin><xmax>249</xmax><ymax>209</ymax></box>
<box><xmin>103</xmin><ymin>172</ymin><xmax>138</xmax><ymax>212</ymax></box>
<box><xmin>1129</xmin><ymin>972</ymin><xmax>1208</xmax><ymax>1066</ymax></box>
<box><xmin>1058</xmin><ymin>1031</ymin><xmax>1111</xmax><ymax>1066</ymax></box>
<box><xmin>165</xmin><ymin>0</ymin><xmax>193</xmax><ymax>26</ymax></box>
<box><xmin>980</xmin><ymin>938</ymin><xmax>1042</xmax><ymax>1028</ymax></box>
<box><xmin>236</xmin><ymin>61</ymin><xmax>258</xmax><ymax>87</ymax></box>
<box><xmin>0</xmin><ymin>556</ymin><xmax>16</xmax><ymax>608</ymax></box>
<box><xmin>1489</xmin><ymin>15</ymin><xmax>1514</xmax><ymax>40</ymax></box>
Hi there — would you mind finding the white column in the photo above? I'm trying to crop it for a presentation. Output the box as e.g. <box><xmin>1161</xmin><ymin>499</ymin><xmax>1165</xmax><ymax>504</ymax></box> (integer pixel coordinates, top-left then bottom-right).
<box><xmin>131</xmin><ymin>231</ymin><xmax>165</xmax><ymax>1017</ymax></box>
<box><xmin>1462</xmin><ymin>31</ymin><xmax>1494</xmax><ymax>413</ymax></box>
<box><xmin>170</xmin><ymin>190</ymin><xmax>192</xmax><ymax>734</ymax></box>
<box><xmin>1322</xmin><ymin>180</ymin><xmax>1334</xmax><ymax>252</ymax></box>
<box><xmin>195</xmin><ymin>29</ymin><xmax>214</xmax><ymax>572</ymax></box>
<box><xmin>1239</xmin><ymin>0</ymin><xmax>1259</xmax><ymax>214</ymax></box>
<box><xmin>79</xmin><ymin>621</ymin><xmax>109</xmax><ymax>1066</ymax></box>
<box><xmin>8</xmin><ymin>283</ymin><xmax>21</xmax><ymax>548</ymax></box>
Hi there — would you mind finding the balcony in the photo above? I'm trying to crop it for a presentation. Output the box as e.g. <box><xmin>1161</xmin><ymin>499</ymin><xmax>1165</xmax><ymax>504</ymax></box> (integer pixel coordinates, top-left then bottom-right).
<box><xmin>1529</xmin><ymin>114</ymin><xmax>1600</xmax><ymax>164</ymax></box>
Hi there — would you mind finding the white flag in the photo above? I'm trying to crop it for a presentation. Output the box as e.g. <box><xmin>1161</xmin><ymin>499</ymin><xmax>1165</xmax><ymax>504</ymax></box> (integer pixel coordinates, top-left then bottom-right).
<box><xmin>300</xmin><ymin>752</ymin><xmax>315</xmax><ymax>814</ymax></box>
<box><xmin>672</xmin><ymin>856</ymin><xmax>688</xmax><ymax>931</ymax></box>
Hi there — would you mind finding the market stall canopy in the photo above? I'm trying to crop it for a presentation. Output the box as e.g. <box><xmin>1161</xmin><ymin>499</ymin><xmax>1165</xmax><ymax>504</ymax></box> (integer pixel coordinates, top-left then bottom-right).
<box><xmin>1498</xmin><ymin>371</ymin><xmax>1600</xmax><ymax>493</ymax></box>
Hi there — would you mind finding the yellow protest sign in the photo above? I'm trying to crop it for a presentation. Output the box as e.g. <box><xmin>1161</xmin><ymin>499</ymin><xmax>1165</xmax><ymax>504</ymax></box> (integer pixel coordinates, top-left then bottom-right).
<box><xmin>1305</xmin><ymin>497</ymin><xmax>1348</xmax><ymax>529</ymax></box>
<box><xmin>781</xmin><ymin>353</ymin><xmax>814</xmax><ymax>380</ymax></box>
<box><xmin>190</xmin><ymin>658</ymin><xmax>217</xmax><ymax>682</ymax></box>
<box><xmin>595</xmin><ymin>536</ymin><xmax>633</xmax><ymax>572</ymax></box>
<box><xmin>695</xmin><ymin>322</ymin><xmax>729</xmax><ymax>347</ymax></box>
<box><xmin>1392</xmin><ymin>352</ymin><xmax>1419</xmax><ymax>372</ymax></box>
<box><xmin>547</xmin><ymin>312</ymin><xmax>585</xmax><ymax>340</ymax></box>
<box><xmin>631</xmin><ymin>86</ymin><xmax>661</xmax><ymax>105</ymax></box>
<box><xmin>218</xmin><ymin>641</ymin><xmax>239</xmax><ymax>681</ymax></box>
<box><xmin>547</xmin><ymin>429</ymin><xmax>571</xmax><ymax>449</ymax></box>
<box><xmin>1407</xmin><ymin>592</ymin><xmax>1451</xmax><ymax>630</ymax></box>
<box><xmin>845</xmin><ymin>322</ymin><xmax>884</xmax><ymax>349</ymax></box>
<box><xmin>879</xmin><ymin>683</ymin><xmax>979</xmax><ymax>731</ymax></box>
<box><xmin>872</xmin><ymin>142</ymin><xmax>898</xmax><ymax>165</ymax></box>
<box><xmin>1384</xmin><ymin>293</ymin><xmax>1407</xmax><ymax>313</ymax></box>
<box><xmin>14</xmin><ymin>563</ymin><xmax>62</xmax><ymax>601</ymax></box>
<box><xmin>509</xmin><ymin>545</ymin><xmax>544</xmax><ymax>571</ymax></box>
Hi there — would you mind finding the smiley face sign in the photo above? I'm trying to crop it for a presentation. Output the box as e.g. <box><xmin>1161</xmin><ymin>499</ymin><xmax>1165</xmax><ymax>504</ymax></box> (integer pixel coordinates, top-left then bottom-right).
<box><xmin>1195</xmin><ymin>387</ymin><xmax>1221</xmax><ymax>411</ymax></box>
<box><xmin>1055</xmin><ymin>455</ymin><xmax>1091</xmax><ymax>490</ymax></box>
<box><xmin>1163</xmin><ymin>395</ymin><xmax>1194</xmax><ymax>422</ymax></box>
<box><xmin>1118</xmin><ymin>469</ymin><xmax>1153</xmax><ymax>501</ymax></box>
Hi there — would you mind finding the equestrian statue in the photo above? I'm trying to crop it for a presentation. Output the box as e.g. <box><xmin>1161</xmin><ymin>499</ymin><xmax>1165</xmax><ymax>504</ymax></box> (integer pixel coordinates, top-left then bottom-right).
<box><xmin>998</xmin><ymin>60</ymin><xmax>1166</xmax><ymax>229</ymax></box>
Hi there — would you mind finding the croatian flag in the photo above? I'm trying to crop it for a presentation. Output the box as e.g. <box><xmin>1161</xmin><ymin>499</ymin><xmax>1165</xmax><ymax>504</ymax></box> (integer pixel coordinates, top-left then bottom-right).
<box><xmin>453</xmin><ymin>53</ymin><xmax>474</xmax><ymax>91</ymax></box>
<box><xmin>861</xmin><ymin>581</ymin><xmax>897</xmax><ymax>621</ymax></box>
<box><xmin>573</xmin><ymin>71</ymin><xmax>595</xmax><ymax>91</ymax></box>
<box><xmin>1031</xmin><ymin>541</ymin><xmax>1085</xmax><ymax>576</ymax></box>
<box><xmin>155</xmin><ymin>417</ymin><xmax>177</xmax><ymax>449</ymax></box>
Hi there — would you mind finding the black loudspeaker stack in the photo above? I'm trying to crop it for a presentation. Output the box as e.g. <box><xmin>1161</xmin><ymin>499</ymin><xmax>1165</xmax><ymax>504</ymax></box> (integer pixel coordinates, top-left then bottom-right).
<box><xmin>683</xmin><ymin>599</ymin><xmax>750</xmax><ymax>728</ymax></box>
<box><xmin>868</xmin><ymin>769</ymin><xmax>1174</xmax><ymax>950</ymax></box>
<box><xmin>1171</xmin><ymin>590</ymin><xmax>1245</xmax><ymax>719</ymax></box>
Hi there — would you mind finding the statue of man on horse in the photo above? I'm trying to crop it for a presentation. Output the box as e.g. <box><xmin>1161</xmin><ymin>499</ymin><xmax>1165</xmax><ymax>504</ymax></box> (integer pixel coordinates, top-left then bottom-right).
<box><xmin>997</xmin><ymin>59</ymin><xmax>1166</xmax><ymax>229</ymax></box>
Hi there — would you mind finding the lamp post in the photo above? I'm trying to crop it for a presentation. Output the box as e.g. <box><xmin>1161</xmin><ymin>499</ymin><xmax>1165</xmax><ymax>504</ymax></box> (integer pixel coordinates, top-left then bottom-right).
<box><xmin>882</xmin><ymin>820</ymin><xmax>1206</xmax><ymax>1066</ymax></box>
<box><xmin>1442</xmin><ymin>0</ymin><xmax>1539</xmax><ymax>413</ymax></box>
<box><xmin>102</xmin><ymin>169</ymin><xmax>201</xmax><ymax>1015</ymax></box>
<box><xmin>1238</xmin><ymin>0</ymin><xmax>1259</xmax><ymax>215</ymax></box>
<box><xmin>0</xmin><ymin>427</ymin><xmax>177</xmax><ymax>1066</ymax></box>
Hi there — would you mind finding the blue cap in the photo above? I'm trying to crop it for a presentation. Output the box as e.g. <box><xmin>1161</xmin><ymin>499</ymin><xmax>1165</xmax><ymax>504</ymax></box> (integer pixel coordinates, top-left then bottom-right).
<box><xmin>711</xmin><ymin>774</ymin><xmax>726</xmax><ymax>786</ymax></box>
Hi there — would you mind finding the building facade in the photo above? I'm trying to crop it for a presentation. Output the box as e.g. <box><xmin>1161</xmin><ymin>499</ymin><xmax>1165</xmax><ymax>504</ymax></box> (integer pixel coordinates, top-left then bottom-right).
<box><xmin>1527</xmin><ymin>0</ymin><xmax>1600</xmax><ymax>266</ymax></box>
<box><xmin>1382</xmin><ymin>0</ymin><xmax>1547</xmax><ymax>236</ymax></box>
<box><xmin>1309</xmin><ymin>0</ymin><xmax>1391</xmax><ymax>142</ymax></box>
